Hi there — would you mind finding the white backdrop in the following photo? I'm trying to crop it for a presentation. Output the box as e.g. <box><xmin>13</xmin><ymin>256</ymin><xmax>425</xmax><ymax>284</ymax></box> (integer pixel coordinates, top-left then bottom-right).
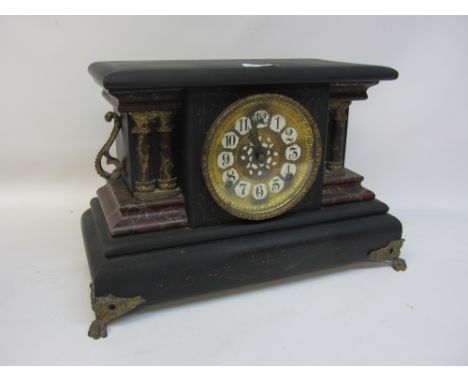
<box><xmin>1</xmin><ymin>16</ymin><xmax>467</xmax><ymax>365</ymax></box>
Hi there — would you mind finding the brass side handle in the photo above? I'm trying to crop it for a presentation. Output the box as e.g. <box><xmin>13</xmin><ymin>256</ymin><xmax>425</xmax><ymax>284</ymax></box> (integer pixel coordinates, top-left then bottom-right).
<box><xmin>95</xmin><ymin>112</ymin><xmax>125</xmax><ymax>179</ymax></box>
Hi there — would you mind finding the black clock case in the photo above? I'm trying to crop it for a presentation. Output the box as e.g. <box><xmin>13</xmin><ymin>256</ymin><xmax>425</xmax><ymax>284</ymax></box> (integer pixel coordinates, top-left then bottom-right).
<box><xmin>82</xmin><ymin>59</ymin><xmax>404</xmax><ymax>337</ymax></box>
<box><xmin>82</xmin><ymin>83</ymin><xmax>403</xmax><ymax>308</ymax></box>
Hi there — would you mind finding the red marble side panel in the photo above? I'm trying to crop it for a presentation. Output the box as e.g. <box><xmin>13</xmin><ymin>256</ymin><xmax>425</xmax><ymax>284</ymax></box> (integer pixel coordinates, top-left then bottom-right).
<box><xmin>97</xmin><ymin>179</ymin><xmax>188</xmax><ymax>236</ymax></box>
<box><xmin>321</xmin><ymin>169</ymin><xmax>375</xmax><ymax>207</ymax></box>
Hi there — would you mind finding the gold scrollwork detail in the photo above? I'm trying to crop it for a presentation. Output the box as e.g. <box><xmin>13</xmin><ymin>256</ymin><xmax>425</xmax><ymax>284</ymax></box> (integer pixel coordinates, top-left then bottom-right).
<box><xmin>88</xmin><ymin>284</ymin><xmax>146</xmax><ymax>339</ymax></box>
<box><xmin>368</xmin><ymin>239</ymin><xmax>407</xmax><ymax>271</ymax></box>
<box><xmin>95</xmin><ymin>112</ymin><xmax>125</xmax><ymax>179</ymax></box>
<box><xmin>156</xmin><ymin>111</ymin><xmax>177</xmax><ymax>190</ymax></box>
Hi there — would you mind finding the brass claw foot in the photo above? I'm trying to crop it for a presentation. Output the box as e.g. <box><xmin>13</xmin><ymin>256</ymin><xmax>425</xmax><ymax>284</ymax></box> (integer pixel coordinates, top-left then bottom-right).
<box><xmin>88</xmin><ymin>284</ymin><xmax>146</xmax><ymax>339</ymax></box>
<box><xmin>368</xmin><ymin>239</ymin><xmax>407</xmax><ymax>272</ymax></box>
<box><xmin>88</xmin><ymin>319</ymin><xmax>109</xmax><ymax>339</ymax></box>
<box><xmin>392</xmin><ymin>258</ymin><xmax>407</xmax><ymax>272</ymax></box>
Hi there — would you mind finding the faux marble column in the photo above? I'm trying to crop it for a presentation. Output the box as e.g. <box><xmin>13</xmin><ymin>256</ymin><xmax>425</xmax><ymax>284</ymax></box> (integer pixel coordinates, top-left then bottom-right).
<box><xmin>156</xmin><ymin>111</ymin><xmax>177</xmax><ymax>190</ymax></box>
<box><xmin>326</xmin><ymin>100</ymin><xmax>351</xmax><ymax>178</ymax></box>
<box><xmin>129</xmin><ymin>111</ymin><xmax>160</xmax><ymax>194</ymax></box>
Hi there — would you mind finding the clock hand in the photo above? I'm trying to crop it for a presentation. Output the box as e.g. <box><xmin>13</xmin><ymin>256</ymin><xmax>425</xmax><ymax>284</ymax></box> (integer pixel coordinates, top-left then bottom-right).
<box><xmin>249</xmin><ymin>123</ymin><xmax>267</xmax><ymax>162</ymax></box>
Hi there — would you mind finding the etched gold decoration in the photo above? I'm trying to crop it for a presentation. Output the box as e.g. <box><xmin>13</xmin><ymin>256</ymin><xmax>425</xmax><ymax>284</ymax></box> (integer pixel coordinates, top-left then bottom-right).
<box><xmin>156</xmin><ymin>111</ymin><xmax>177</xmax><ymax>190</ymax></box>
<box><xmin>368</xmin><ymin>239</ymin><xmax>407</xmax><ymax>271</ymax></box>
<box><xmin>325</xmin><ymin>100</ymin><xmax>350</xmax><ymax>179</ymax></box>
<box><xmin>130</xmin><ymin>111</ymin><xmax>161</xmax><ymax>194</ymax></box>
<box><xmin>202</xmin><ymin>93</ymin><xmax>322</xmax><ymax>220</ymax></box>
<box><xmin>95</xmin><ymin>112</ymin><xmax>125</xmax><ymax>179</ymax></box>
<box><xmin>88</xmin><ymin>284</ymin><xmax>146</xmax><ymax>339</ymax></box>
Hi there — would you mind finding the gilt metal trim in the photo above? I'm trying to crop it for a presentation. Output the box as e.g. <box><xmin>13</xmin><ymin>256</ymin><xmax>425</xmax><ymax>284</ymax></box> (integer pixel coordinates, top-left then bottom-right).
<box><xmin>156</xmin><ymin>111</ymin><xmax>177</xmax><ymax>190</ymax></box>
<box><xmin>368</xmin><ymin>239</ymin><xmax>407</xmax><ymax>271</ymax></box>
<box><xmin>129</xmin><ymin>111</ymin><xmax>161</xmax><ymax>133</ymax></box>
<box><xmin>88</xmin><ymin>284</ymin><xmax>146</xmax><ymax>339</ymax></box>
<box><xmin>329</xmin><ymin>100</ymin><xmax>351</xmax><ymax>121</ymax></box>
<box><xmin>95</xmin><ymin>112</ymin><xmax>125</xmax><ymax>179</ymax></box>
<box><xmin>324</xmin><ymin>162</ymin><xmax>345</xmax><ymax>179</ymax></box>
<box><xmin>325</xmin><ymin>100</ymin><xmax>351</xmax><ymax>179</ymax></box>
<box><xmin>155</xmin><ymin>110</ymin><xmax>174</xmax><ymax>133</ymax></box>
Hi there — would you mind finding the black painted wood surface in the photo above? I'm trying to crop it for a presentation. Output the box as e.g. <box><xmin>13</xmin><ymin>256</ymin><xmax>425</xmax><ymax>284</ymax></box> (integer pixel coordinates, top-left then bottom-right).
<box><xmin>89</xmin><ymin>59</ymin><xmax>398</xmax><ymax>90</ymax></box>
<box><xmin>82</xmin><ymin>198</ymin><xmax>402</xmax><ymax>301</ymax></box>
<box><xmin>182</xmin><ymin>84</ymin><xmax>329</xmax><ymax>227</ymax></box>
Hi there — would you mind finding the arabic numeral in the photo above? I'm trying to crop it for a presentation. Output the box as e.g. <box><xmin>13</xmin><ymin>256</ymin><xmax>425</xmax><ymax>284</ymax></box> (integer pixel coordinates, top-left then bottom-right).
<box><xmin>256</xmin><ymin>186</ymin><xmax>264</xmax><ymax>197</ymax></box>
<box><xmin>285</xmin><ymin>145</ymin><xmax>301</xmax><ymax>161</ymax></box>
<box><xmin>226</xmin><ymin>169</ymin><xmax>236</xmax><ymax>181</ymax></box>
<box><xmin>235</xmin><ymin>180</ymin><xmax>251</xmax><ymax>197</ymax></box>
<box><xmin>280</xmin><ymin>163</ymin><xmax>297</xmax><ymax>180</ymax></box>
<box><xmin>272</xmin><ymin>180</ymin><xmax>280</xmax><ymax>192</ymax></box>
<box><xmin>270</xmin><ymin>114</ymin><xmax>286</xmax><ymax>133</ymax></box>
<box><xmin>253</xmin><ymin>183</ymin><xmax>267</xmax><ymax>200</ymax></box>
<box><xmin>239</xmin><ymin>118</ymin><xmax>248</xmax><ymax>132</ymax></box>
<box><xmin>221</xmin><ymin>153</ymin><xmax>230</xmax><ymax>166</ymax></box>
<box><xmin>287</xmin><ymin>148</ymin><xmax>298</xmax><ymax>160</ymax></box>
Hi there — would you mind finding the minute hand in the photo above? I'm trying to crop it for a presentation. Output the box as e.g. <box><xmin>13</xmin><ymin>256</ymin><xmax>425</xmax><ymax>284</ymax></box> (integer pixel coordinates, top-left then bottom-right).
<box><xmin>249</xmin><ymin>124</ymin><xmax>267</xmax><ymax>159</ymax></box>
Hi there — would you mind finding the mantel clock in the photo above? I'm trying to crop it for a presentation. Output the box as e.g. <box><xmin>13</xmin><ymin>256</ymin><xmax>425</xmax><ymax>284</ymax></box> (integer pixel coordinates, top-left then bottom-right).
<box><xmin>81</xmin><ymin>59</ymin><xmax>406</xmax><ymax>339</ymax></box>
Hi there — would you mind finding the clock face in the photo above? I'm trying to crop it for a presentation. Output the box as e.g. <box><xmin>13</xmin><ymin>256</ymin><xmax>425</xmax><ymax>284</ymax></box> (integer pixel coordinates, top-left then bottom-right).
<box><xmin>201</xmin><ymin>93</ymin><xmax>322</xmax><ymax>220</ymax></box>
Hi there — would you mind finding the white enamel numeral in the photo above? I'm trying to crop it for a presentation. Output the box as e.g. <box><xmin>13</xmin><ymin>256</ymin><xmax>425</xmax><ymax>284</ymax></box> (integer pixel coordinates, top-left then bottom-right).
<box><xmin>217</xmin><ymin>151</ymin><xmax>234</xmax><ymax>169</ymax></box>
<box><xmin>222</xmin><ymin>168</ymin><xmax>239</xmax><ymax>186</ymax></box>
<box><xmin>281</xmin><ymin>127</ymin><xmax>297</xmax><ymax>144</ymax></box>
<box><xmin>235</xmin><ymin>117</ymin><xmax>252</xmax><ymax>136</ymax></box>
<box><xmin>285</xmin><ymin>144</ymin><xmax>301</xmax><ymax>161</ymax></box>
<box><xmin>280</xmin><ymin>163</ymin><xmax>297</xmax><ymax>179</ymax></box>
<box><xmin>235</xmin><ymin>180</ymin><xmax>251</xmax><ymax>198</ymax></box>
<box><xmin>269</xmin><ymin>176</ymin><xmax>284</xmax><ymax>193</ymax></box>
<box><xmin>252</xmin><ymin>110</ymin><xmax>269</xmax><ymax>128</ymax></box>
<box><xmin>269</xmin><ymin>114</ymin><xmax>286</xmax><ymax>133</ymax></box>
<box><xmin>253</xmin><ymin>183</ymin><xmax>267</xmax><ymax>200</ymax></box>
<box><xmin>222</xmin><ymin>132</ymin><xmax>239</xmax><ymax>149</ymax></box>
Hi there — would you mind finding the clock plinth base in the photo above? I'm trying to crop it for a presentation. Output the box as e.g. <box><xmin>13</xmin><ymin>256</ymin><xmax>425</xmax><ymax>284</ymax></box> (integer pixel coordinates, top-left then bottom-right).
<box><xmin>81</xmin><ymin>197</ymin><xmax>404</xmax><ymax>338</ymax></box>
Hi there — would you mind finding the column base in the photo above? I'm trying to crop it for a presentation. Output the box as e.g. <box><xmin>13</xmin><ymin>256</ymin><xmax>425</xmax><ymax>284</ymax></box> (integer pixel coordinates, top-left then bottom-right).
<box><xmin>322</xmin><ymin>168</ymin><xmax>375</xmax><ymax>206</ymax></box>
<box><xmin>157</xmin><ymin>177</ymin><xmax>177</xmax><ymax>190</ymax></box>
<box><xmin>97</xmin><ymin>179</ymin><xmax>188</xmax><ymax>236</ymax></box>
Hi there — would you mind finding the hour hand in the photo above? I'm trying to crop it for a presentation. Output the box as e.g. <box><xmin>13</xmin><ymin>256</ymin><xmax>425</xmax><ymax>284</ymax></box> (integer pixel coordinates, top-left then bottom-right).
<box><xmin>249</xmin><ymin>124</ymin><xmax>266</xmax><ymax>160</ymax></box>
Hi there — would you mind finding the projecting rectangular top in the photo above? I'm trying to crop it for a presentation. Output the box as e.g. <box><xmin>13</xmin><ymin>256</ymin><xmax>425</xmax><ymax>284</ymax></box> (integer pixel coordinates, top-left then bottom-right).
<box><xmin>88</xmin><ymin>59</ymin><xmax>398</xmax><ymax>91</ymax></box>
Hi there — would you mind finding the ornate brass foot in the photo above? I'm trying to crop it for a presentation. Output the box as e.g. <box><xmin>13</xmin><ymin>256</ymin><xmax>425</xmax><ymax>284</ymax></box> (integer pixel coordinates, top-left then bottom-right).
<box><xmin>368</xmin><ymin>239</ymin><xmax>407</xmax><ymax>271</ymax></box>
<box><xmin>391</xmin><ymin>258</ymin><xmax>407</xmax><ymax>271</ymax></box>
<box><xmin>88</xmin><ymin>284</ymin><xmax>146</xmax><ymax>339</ymax></box>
